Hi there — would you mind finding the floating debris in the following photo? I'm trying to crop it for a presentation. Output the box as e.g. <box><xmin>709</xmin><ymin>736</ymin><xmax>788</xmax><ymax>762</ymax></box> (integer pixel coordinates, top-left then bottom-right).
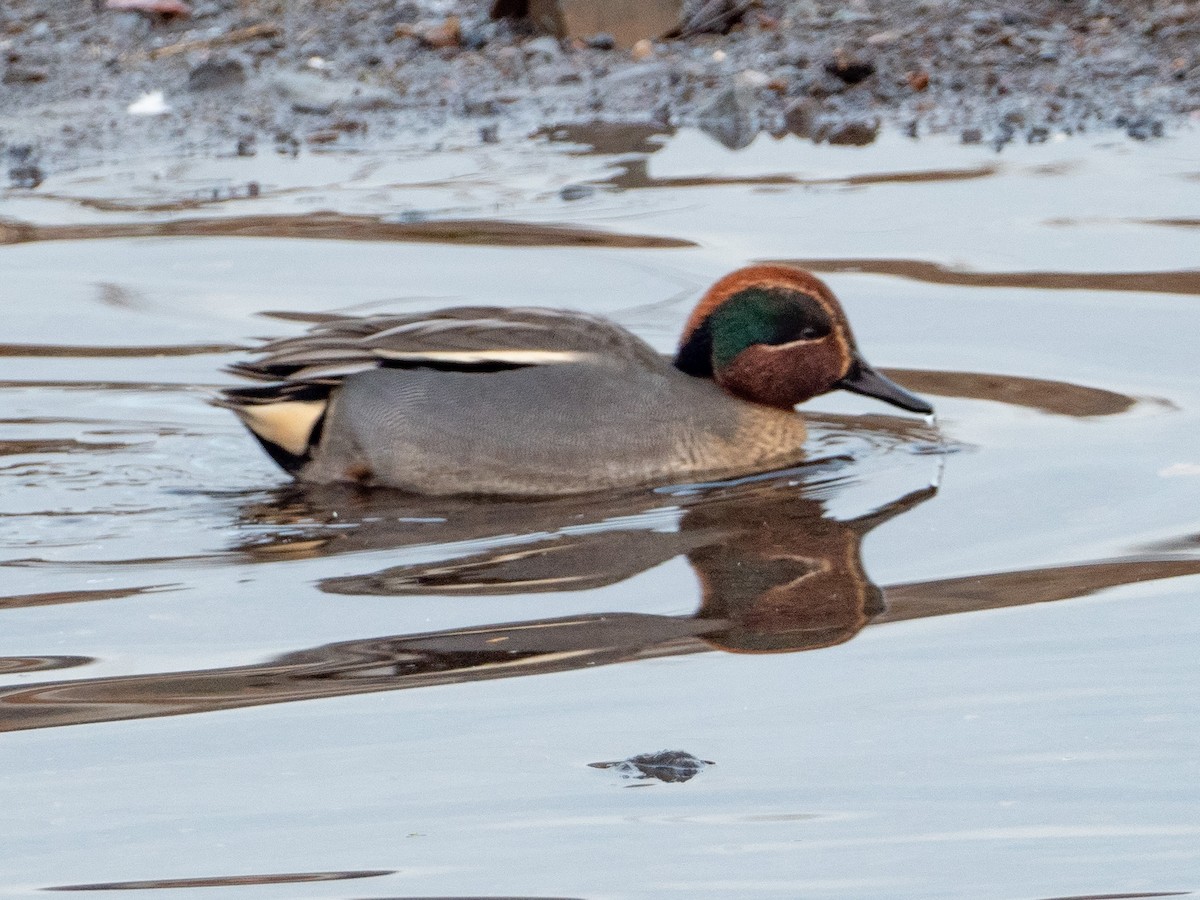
<box><xmin>589</xmin><ymin>750</ymin><xmax>714</xmax><ymax>783</ymax></box>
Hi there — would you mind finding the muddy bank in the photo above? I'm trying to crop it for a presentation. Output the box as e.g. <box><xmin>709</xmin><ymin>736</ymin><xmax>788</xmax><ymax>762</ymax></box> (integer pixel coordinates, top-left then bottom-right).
<box><xmin>1</xmin><ymin>0</ymin><xmax>1199</xmax><ymax>182</ymax></box>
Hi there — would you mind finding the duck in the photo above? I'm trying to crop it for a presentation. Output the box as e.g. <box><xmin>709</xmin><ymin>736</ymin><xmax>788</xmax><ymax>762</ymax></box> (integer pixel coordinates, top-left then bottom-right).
<box><xmin>217</xmin><ymin>264</ymin><xmax>932</xmax><ymax>496</ymax></box>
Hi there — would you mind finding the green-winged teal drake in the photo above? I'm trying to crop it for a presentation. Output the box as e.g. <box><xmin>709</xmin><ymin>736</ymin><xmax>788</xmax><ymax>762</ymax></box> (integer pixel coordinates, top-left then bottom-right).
<box><xmin>218</xmin><ymin>264</ymin><xmax>932</xmax><ymax>495</ymax></box>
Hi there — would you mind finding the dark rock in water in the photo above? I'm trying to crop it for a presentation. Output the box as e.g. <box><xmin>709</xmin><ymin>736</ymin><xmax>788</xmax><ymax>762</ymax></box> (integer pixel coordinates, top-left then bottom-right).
<box><xmin>1119</xmin><ymin>115</ymin><xmax>1163</xmax><ymax>141</ymax></box>
<box><xmin>825</xmin><ymin>118</ymin><xmax>879</xmax><ymax>146</ymax></box>
<box><xmin>479</xmin><ymin>123</ymin><xmax>500</xmax><ymax>143</ymax></box>
<box><xmin>783</xmin><ymin>97</ymin><xmax>818</xmax><ymax>137</ymax></box>
<box><xmin>187</xmin><ymin>58</ymin><xmax>245</xmax><ymax>92</ymax></box>
<box><xmin>697</xmin><ymin>84</ymin><xmax>757</xmax><ymax>150</ymax></box>
<box><xmin>559</xmin><ymin>183</ymin><xmax>594</xmax><ymax>200</ymax></box>
<box><xmin>589</xmin><ymin>750</ymin><xmax>715</xmax><ymax>783</ymax></box>
<box><xmin>7</xmin><ymin>144</ymin><xmax>44</xmax><ymax>188</ymax></box>
<box><xmin>960</xmin><ymin>127</ymin><xmax>983</xmax><ymax>144</ymax></box>
<box><xmin>8</xmin><ymin>162</ymin><xmax>44</xmax><ymax>188</ymax></box>
<box><xmin>825</xmin><ymin>52</ymin><xmax>876</xmax><ymax>85</ymax></box>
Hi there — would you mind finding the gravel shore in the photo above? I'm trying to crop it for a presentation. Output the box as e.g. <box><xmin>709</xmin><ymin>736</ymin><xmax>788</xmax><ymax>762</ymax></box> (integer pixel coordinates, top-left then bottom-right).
<box><xmin>2</xmin><ymin>0</ymin><xmax>1199</xmax><ymax>183</ymax></box>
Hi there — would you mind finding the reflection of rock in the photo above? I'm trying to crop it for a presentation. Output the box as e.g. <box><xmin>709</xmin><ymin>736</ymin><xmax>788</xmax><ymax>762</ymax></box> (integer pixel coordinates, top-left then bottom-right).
<box><xmin>589</xmin><ymin>750</ymin><xmax>714</xmax><ymax>783</ymax></box>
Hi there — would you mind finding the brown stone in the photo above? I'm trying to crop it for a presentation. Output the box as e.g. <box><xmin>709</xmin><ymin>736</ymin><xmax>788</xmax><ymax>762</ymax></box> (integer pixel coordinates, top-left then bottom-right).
<box><xmin>506</xmin><ymin>0</ymin><xmax>683</xmax><ymax>50</ymax></box>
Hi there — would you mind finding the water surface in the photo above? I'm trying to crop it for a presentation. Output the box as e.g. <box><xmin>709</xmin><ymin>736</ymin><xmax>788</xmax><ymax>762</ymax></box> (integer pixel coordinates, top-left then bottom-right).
<box><xmin>1</xmin><ymin>127</ymin><xmax>1199</xmax><ymax>899</ymax></box>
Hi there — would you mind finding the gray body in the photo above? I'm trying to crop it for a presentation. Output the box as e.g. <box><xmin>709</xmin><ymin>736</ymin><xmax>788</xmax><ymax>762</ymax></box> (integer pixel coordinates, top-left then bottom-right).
<box><xmin>220</xmin><ymin>306</ymin><xmax>809</xmax><ymax>496</ymax></box>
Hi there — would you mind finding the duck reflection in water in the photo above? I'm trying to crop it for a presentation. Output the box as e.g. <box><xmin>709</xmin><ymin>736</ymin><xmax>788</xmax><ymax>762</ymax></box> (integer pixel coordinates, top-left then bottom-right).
<box><xmin>242</xmin><ymin>434</ymin><xmax>939</xmax><ymax>661</ymax></box>
<box><xmin>292</xmin><ymin>476</ymin><xmax>933</xmax><ymax>657</ymax></box>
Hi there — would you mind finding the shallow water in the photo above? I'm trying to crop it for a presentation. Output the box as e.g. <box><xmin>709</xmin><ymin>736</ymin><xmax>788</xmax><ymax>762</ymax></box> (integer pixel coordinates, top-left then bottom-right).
<box><xmin>1</xmin><ymin>126</ymin><xmax>1199</xmax><ymax>899</ymax></box>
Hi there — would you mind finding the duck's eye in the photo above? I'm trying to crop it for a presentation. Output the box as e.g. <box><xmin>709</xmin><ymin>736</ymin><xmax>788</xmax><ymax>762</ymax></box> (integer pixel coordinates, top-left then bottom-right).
<box><xmin>800</xmin><ymin>326</ymin><xmax>819</xmax><ymax>339</ymax></box>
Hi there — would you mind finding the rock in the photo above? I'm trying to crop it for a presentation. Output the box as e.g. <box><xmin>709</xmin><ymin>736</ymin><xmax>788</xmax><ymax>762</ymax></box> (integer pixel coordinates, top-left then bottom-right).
<box><xmin>459</xmin><ymin>24</ymin><xmax>491</xmax><ymax>51</ymax></box>
<box><xmin>3</xmin><ymin>65</ymin><xmax>49</xmax><ymax>84</ymax></box>
<box><xmin>559</xmin><ymin>183</ymin><xmax>594</xmax><ymax>200</ymax></box>
<box><xmin>390</xmin><ymin>0</ymin><xmax>420</xmax><ymax>25</ymax></box>
<box><xmin>7</xmin><ymin>145</ymin><xmax>44</xmax><ymax>189</ymax></box>
<box><xmin>273</xmin><ymin>131</ymin><xmax>300</xmax><ymax>156</ymax></box>
<box><xmin>1119</xmin><ymin>115</ymin><xmax>1164</xmax><ymax>140</ymax></box>
<box><xmin>735</xmin><ymin>69</ymin><xmax>771</xmax><ymax>89</ymax></box>
<box><xmin>505</xmin><ymin>0</ymin><xmax>682</xmax><ymax>49</ymax></box>
<box><xmin>825</xmin><ymin>51</ymin><xmax>876</xmax><ymax>85</ymax></box>
<box><xmin>127</xmin><ymin>90</ymin><xmax>170</xmax><ymax>115</ymax></box>
<box><xmin>186</xmin><ymin>58</ymin><xmax>245</xmax><ymax>92</ymax></box>
<box><xmin>423</xmin><ymin>16</ymin><xmax>461</xmax><ymax>48</ymax></box>
<box><xmin>585</xmin><ymin>33</ymin><xmax>615</xmax><ymax>50</ymax></box>
<box><xmin>631</xmin><ymin>38</ymin><xmax>654</xmax><ymax>61</ymax></box>
<box><xmin>105</xmin><ymin>0</ymin><xmax>190</xmax><ymax>19</ymax></box>
<box><xmin>783</xmin><ymin>97</ymin><xmax>819</xmax><ymax>137</ymax></box>
<box><xmin>906</xmin><ymin>69</ymin><xmax>929</xmax><ymax>91</ymax></box>
<box><xmin>524</xmin><ymin>35</ymin><xmax>561</xmax><ymax>61</ymax></box>
<box><xmin>824</xmin><ymin>118</ymin><xmax>879</xmax><ymax>145</ymax></box>
<box><xmin>866</xmin><ymin>29</ymin><xmax>902</xmax><ymax>46</ymax></box>
<box><xmin>463</xmin><ymin>97</ymin><xmax>500</xmax><ymax>116</ymax></box>
<box><xmin>679</xmin><ymin>0</ymin><xmax>744</xmax><ymax>36</ymax></box>
<box><xmin>396</xmin><ymin>16</ymin><xmax>461</xmax><ymax>48</ymax></box>
<box><xmin>697</xmin><ymin>83</ymin><xmax>757</xmax><ymax>149</ymax></box>
<box><xmin>271</xmin><ymin>72</ymin><xmax>395</xmax><ymax>114</ymax></box>
<box><xmin>479</xmin><ymin>123</ymin><xmax>499</xmax><ymax>143</ymax></box>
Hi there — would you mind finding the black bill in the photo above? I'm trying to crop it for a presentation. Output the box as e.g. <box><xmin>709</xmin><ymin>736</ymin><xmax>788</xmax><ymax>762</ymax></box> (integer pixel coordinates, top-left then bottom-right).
<box><xmin>838</xmin><ymin>356</ymin><xmax>934</xmax><ymax>415</ymax></box>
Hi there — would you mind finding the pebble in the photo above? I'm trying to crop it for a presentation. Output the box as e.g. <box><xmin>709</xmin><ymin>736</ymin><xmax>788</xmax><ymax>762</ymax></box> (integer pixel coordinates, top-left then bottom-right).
<box><xmin>631</xmin><ymin>39</ymin><xmax>654</xmax><ymax>61</ymax></box>
<box><xmin>825</xmin><ymin>51</ymin><xmax>876</xmax><ymax>85</ymax></box>
<box><xmin>7</xmin><ymin>144</ymin><xmax>44</xmax><ymax>188</ymax></box>
<box><xmin>463</xmin><ymin>97</ymin><xmax>499</xmax><ymax>116</ymax></box>
<box><xmin>585</xmin><ymin>33</ymin><xmax>615</xmax><ymax>51</ymax></box>
<box><xmin>559</xmin><ymin>183</ymin><xmax>594</xmax><ymax>201</ymax></box>
<box><xmin>459</xmin><ymin>25</ymin><xmax>490</xmax><ymax>51</ymax></box>
<box><xmin>524</xmin><ymin>36</ymin><xmax>560</xmax><ymax>62</ymax></box>
<box><xmin>186</xmin><ymin>58</ymin><xmax>245</xmax><ymax>92</ymax></box>
<box><xmin>824</xmin><ymin>118</ymin><xmax>879</xmax><ymax>145</ymax></box>
<box><xmin>271</xmin><ymin>71</ymin><xmax>395</xmax><ymax>114</ymax></box>
<box><xmin>697</xmin><ymin>83</ymin><xmax>757</xmax><ymax>149</ymax></box>
<box><xmin>2</xmin><ymin>65</ymin><xmax>49</xmax><ymax>84</ymax></box>
<box><xmin>1120</xmin><ymin>115</ymin><xmax>1164</xmax><ymax>140</ymax></box>
<box><xmin>735</xmin><ymin>69</ymin><xmax>770</xmax><ymax>89</ymax></box>
<box><xmin>783</xmin><ymin>97</ymin><xmax>818</xmax><ymax>137</ymax></box>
